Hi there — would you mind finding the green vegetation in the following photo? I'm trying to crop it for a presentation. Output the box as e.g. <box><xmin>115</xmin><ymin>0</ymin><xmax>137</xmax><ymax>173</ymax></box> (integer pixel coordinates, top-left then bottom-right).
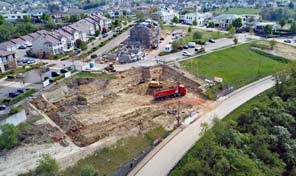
<box><xmin>181</xmin><ymin>43</ymin><xmax>288</xmax><ymax>90</ymax></box>
<box><xmin>63</xmin><ymin>126</ymin><xmax>167</xmax><ymax>176</ymax></box>
<box><xmin>0</xmin><ymin>15</ymin><xmax>39</xmax><ymax>42</ymax></box>
<box><xmin>0</xmin><ymin>62</ymin><xmax>47</xmax><ymax>79</ymax></box>
<box><xmin>0</xmin><ymin>124</ymin><xmax>18</xmax><ymax>150</ymax></box>
<box><xmin>71</xmin><ymin>72</ymin><xmax>116</xmax><ymax>81</ymax></box>
<box><xmin>1</xmin><ymin>89</ymin><xmax>36</xmax><ymax>105</ymax></box>
<box><xmin>171</xmin><ymin>69</ymin><xmax>296</xmax><ymax>176</ymax></box>
<box><xmin>36</xmin><ymin>154</ymin><xmax>60</xmax><ymax>176</ymax></box>
<box><xmin>213</xmin><ymin>8</ymin><xmax>261</xmax><ymax>15</ymax></box>
<box><xmin>80</xmin><ymin>165</ymin><xmax>97</xmax><ymax>176</ymax></box>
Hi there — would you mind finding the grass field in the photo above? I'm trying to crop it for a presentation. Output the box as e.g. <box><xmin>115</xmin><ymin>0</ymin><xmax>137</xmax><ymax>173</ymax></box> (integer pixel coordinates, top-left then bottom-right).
<box><xmin>213</xmin><ymin>8</ymin><xmax>261</xmax><ymax>15</ymax></box>
<box><xmin>62</xmin><ymin>126</ymin><xmax>168</xmax><ymax>176</ymax></box>
<box><xmin>181</xmin><ymin>43</ymin><xmax>289</xmax><ymax>89</ymax></box>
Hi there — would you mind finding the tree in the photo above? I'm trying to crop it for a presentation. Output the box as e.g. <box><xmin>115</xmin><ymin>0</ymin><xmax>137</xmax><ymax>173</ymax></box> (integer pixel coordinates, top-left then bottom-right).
<box><xmin>172</xmin><ymin>16</ymin><xmax>179</xmax><ymax>23</ymax></box>
<box><xmin>249</xmin><ymin>28</ymin><xmax>254</xmax><ymax>35</ymax></box>
<box><xmin>264</xmin><ymin>25</ymin><xmax>273</xmax><ymax>37</ymax></box>
<box><xmin>228</xmin><ymin>25</ymin><xmax>236</xmax><ymax>34</ymax></box>
<box><xmin>172</xmin><ymin>40</ymin><xmax>179</xmax><ymax>52</ymax></box>
<box><xmin>288</xmin><ymin>1</ymin><xmax>294</xmax><ymax>9</ymax></box>
<box><xmin>208</xmin><ymin>21</ymin><xmax>215</xmax><ymax>28</ymax></box>
<box><xmin>70</xmin><ymin>15</ymin><xmax>79</xmax><ymax>22</ymax></box>
<box><xmin>41</xmin><ymin>14</ymin><xmax>51</xmax><ymax>21</ymax></box>
<box><xmin>80</xmin><ymin>164</ymin><xmax>97</xmax><ymax>176</ymax></box>
<box><xmin>80</xmin><ymin>13</ymin><xmax>88</xmax><ymax>19</ymax></box>
<box><xmin>193</xmin><ymin>31</ymin><xmax>203</xmax><ymax>39</ymax></box>
<box><xmin>0</xmin><ymin>15</ymin><xmax>4</xmax><ymax>25</ymax></box>
<box><xmin>45</xmin><ymin>19</ymin><xmax>57</xmax><ymax>30</ymax></box>
<box><xmin>95</xmin><ymin>30</ymin><xmax>100</xmax><ymax>37</ymax></box>
<box><xmin>233</xmin><ymin>37</ymin><xmax>238</xmax><ymax>45</ymax></box>
<box><xmin>36</xmin><ymin>154</ymin><xmax>59</xmax><ymax>176</ymax></box>
<box><xmin>76</xmin><ymin>39</ymin><xmax>87</xmax><ymax>51</ymax></box>
<box><xmin>279</xmin><ymin>19</ymin><xmax>286</xmax><ymax>29</ymax></box>
<box><xmin>232</xmin><ymin>18</ymin><xmax>242</xmax><ymax>29</ymax></box>
<box><xmin>188</xmin><ymin>26</ymin><xmax>192</xmax><ymax>33</ymax></box>
<box><xmin>290</xmin><ymin>22</ymin><xmax>296</xmax><ymax>33</ymax></box>
<box><xmin>269</xmin><ymin>40</ymin><xmax>276</xmax><ymax>50</ymax></box>
<box><xmin>192</xmin><ymin>18</ymin><xmax>197</xmax><ymax>26</ymax></box>
<box><xmin>23</xmin><ymin>15</ymin><xmax>31</xmax><ymax>23</ymax></box>
<box><xmin>0</xmin><ymin>124</ymin><xmax>18</xmax><ymax>150</ymax></box>
<box><xmin>0</xmin><ymin>27</ymin><xmax>12</xmax><ymax>42</ymax></box>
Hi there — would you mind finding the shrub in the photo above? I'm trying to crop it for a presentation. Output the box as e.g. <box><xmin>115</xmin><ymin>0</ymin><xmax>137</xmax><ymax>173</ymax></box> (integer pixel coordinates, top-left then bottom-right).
<box><xmin>193</xmin><ymin>31</ymin><xmax>203</xmax><ymax>39</ymax></box>
<box><xmin>36</xmin><ymin>154</ymin><xmax>59</xmax><ymax>176</ymax></box>
<box><xmin>80</xmin><ymin>164</ymin><xmax>97</xmax><ymax>176</ymax></box>
<box><xmin>10</xmin><ymin>89</ymin><xmax>36</xmax><ymax>104</ymax></box>
<box><xmin>0</xmin><ymin>124</ymin><xmax>19</xmax><ymax>150</ymax></box>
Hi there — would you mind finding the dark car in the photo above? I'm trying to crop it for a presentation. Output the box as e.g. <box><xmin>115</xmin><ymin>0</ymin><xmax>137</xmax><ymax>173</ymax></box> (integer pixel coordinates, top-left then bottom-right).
<box><xmin>183</xmin><ymin>45</ymin><xmax>189</xmax><ymax>49</ymax></box>
<box><xmin>44</xmin><ymin>77</ymin><xmax>49</xmax><ymax>81</ymax></box>
<box><xmin>208</xmin><ymin>39</ymin><xmax>215</xmax><ymax>43</ymax></box>
<box><xmin>284</xmin><ymin>39</ymin><xmax>292</xmax><ymax>43</ymax></box>
<box><xmin>160</xmin><ymin>37</ymin><xmax>165</xmax><ymax>41</ymax></box>
<box><xmin>17</xmin><ymin>89</ymin><xmax>25</xmax><ymax>94</ymax></box>
<box><xmin>8</xmin><ymin>92</ymin><xmax>20</xmax><ymax>98</ymax></box>
<box><xmin>60</xmin><ymin>69</ymin><xmax>68</xmax><ymax>74</ymax></box>
<box><xmin>178</xmin><ymin>46</ymin><xmax>184</xmax><ymax>50</ymax></box>
<box><xmin>102</xmin><ymin>33</ymin><xmax>108</xmax><ymax>38</ymax></box>
<box><xmin>0</xmin><ymin>105</ymin><xmax>6</xmax><ymax>111</ymax></box>
<box><xmin>19</xmin><ymin>45</ymin><xmax>26</xmax><ymax>49</ymax></box>
<box><xmin>51</xmin><ymin>72</ymin><xmax>60</xmax><ymax>77</ymax></box>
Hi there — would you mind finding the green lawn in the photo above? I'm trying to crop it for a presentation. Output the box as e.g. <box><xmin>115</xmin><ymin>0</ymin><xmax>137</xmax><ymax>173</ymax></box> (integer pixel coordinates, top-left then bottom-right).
<box><xmin>182</xmin><ymin>29</ymin><xmax>229</xmax><ymax>44</ymax></box>
<box><xmin>213</xmin><ymin>8</ymin><xmax>261</xmax><ymax>15</ymax></box>
<box><xmin>181</xmin><ymin>43</ymin><xmax>289</xmax><ymax>89</ymax></box>
<box><xmin>62</xmin><ymin>126</ymin><xmax>168</xmax><ymax>176</ymax></box>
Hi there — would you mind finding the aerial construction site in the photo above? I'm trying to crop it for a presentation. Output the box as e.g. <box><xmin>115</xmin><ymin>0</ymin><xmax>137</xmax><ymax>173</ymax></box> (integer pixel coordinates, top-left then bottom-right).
<box><xmin>30</xmin><ymin>65</ymin><xmax>212</xmax><ymax>147</ymax></box>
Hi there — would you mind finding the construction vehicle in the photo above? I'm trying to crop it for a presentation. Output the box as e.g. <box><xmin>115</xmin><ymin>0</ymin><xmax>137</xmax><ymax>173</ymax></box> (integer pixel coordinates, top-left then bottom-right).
<box><xmin>149</xmin><ymin>79</ymin><xmax>163</xmax><ymax>88</ymax></box>
<box><xmin>153</xmin><ymin>84</ymin><xmax>186</xmax><ymax>100</ymax></box>
<box><xmin>104</xmin><ymin>63</ymin><xmax>116</xmax><ymax>72</ymax></box>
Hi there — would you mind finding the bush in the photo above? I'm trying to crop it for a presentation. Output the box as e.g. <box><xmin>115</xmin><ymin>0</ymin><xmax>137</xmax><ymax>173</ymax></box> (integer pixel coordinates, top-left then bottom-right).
<box><xmin>80</xmin><ymin>164</ymin><xmax>97</xmax><ymax>176</ymax></box>
<box><xmin>36</xmin><ymin>154</ymin><xmax>59</xmax><ymax>176</ymax></box>
<box><xmin>9</xmin><ymin>106</ymin><xmax>22</xmax><ymax>115</ymax></box>
<box><xmin>251</xmin><ymin>48</ymin><xmax>289</xmax><ymax>63</ymax></box>
<box><xmin>10</xmin><ymin>89</ymin><xmax>36</xmax><ymax>104</ymax></box>
<box><xmin>0</xmin><ymin>124</ymin><xmax>19</xmax><ymax>150</ymax></box>
<box><xmin>193</xmin><ymin>31</ymin><xmax>203</xmax><ymax>39</ymax></box>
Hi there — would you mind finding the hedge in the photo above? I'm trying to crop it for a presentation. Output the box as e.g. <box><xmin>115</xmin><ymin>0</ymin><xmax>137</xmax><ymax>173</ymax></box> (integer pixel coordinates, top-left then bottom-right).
<box><xmin>250</xmin><ymin>48</ymin><xmax>289</xmax><ymax>63</ymax></box>
<box><xmin>2</xmin><ymin>89</ymin><xmax>37</xmax><ymax>105</ymax></box>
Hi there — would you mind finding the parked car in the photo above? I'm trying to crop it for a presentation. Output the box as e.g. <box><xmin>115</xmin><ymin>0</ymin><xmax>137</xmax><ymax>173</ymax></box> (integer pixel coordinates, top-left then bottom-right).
<box><xmin>102</xmin><ymin>33</ymin><xmax>108</xmax><ymax>38</ymax></box>
<box><xmin>188</xmin><ymin>42</ymin><xmax>196</xmax><ymax>48</ymax></box>
<box><xmin>8</xmin><ymin>92</ymin><xmax>20</xmax><ymax>98</ymax></box>
<box><xmin>17</xmin><ymin>89</ymin><xmax>25</xmax><ymax>94</ymax></box>
<box><xmin>208</xmin><ymin>39</ymin><xmax>215</xmax><ymax>43</ymax></box>
<box><xmin>160</xmin><ymin>37</ymin><xmax>165</xmax><ymax>41</ymax></box>
<box><xmin>19</xmin><ymin>45</ymin><xmax>26</xmax><ymax>49</ymax></box>
<box><xmin>51</xmin><ymin>72</ymin><xmax>60</xmax><ymax>77</ymax></box>
<box><xmin>182</xmin><ymin>51</ymin><xmax>192</xmax><ymax>56</ymax></box>
<box><xmin>42</xmin><ymin>66</ymin><xmax>50</xmax><ymax>73</ymax></box>
<box><xmin>0</xmin><ymin>105</ymin><xmax>6</xmax><ymax>111</ymax></box>
<box><xmin>60</xmin><ymin>69</ymin><xmax>68</xmax><ymax>74</ymax></box>
<box><xmin>183</xmin><ymin>45</ymin><xmax>189</xmax><ymax>49</ymax></box>
<box><xmin>284</xmin><ymin>39</ymin><xmax>292</xmax><ymax>43</ymax></box>
<box><xmin>26</xmin><ymin>58</ymin><xmax>36</xmax><ymax>64</ymax></box>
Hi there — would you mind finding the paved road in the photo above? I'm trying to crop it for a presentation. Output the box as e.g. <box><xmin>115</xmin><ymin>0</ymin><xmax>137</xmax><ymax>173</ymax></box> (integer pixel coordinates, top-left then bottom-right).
<box><xmin>129</xmin><ymin>76</ymin><xmax>276</xmax><ymax>176</ymax></box>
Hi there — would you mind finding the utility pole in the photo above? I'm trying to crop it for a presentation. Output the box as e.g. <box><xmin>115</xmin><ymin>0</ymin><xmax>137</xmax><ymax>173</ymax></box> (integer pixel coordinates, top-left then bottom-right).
<box><xmin>176</xmin><ymin>101</ymin><xmax>181</xmax><ymax>127</ymax></box>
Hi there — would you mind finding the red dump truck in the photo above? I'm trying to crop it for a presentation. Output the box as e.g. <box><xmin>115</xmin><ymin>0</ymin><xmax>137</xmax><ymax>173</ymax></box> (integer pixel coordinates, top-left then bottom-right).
<box><xmin>153</xmin><ymin>84</ymin><xmax>186</xmax><ymax>100</ymax></box>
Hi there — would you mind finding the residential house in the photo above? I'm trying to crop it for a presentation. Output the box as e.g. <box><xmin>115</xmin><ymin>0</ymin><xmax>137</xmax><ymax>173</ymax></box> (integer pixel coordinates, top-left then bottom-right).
<box><xmin>10</xmin><ymin>38</ymin><xmax>26</xmax><ymax>48</ymax></box>
<box><xmin>154</xmin><ymin>9</ymin><xmax>179</xmax><ymax>24</ymax></box>
<box><xmin>180</xmin><ymin>12</ymin><xmax>212</xmax><ymax>26</ymax></box>
<box><xmin>30</xmin><ymin>8</ymin><xmax>49</xmax><ymax>18</ymax></box>
<box><xmin>69</xmin><ymin>19</ymin><xmax>95</xmax><ymax>41</ymax></box>
<box><xmin>3</xmin><ymin>12</ymin><xmax>29</xmax><ymax>21</ymax></box>
<box><xmin>55</xmin><ymin>29</ymin><xmax>75</xmax><ymax>51</ymax></box>
<box><xmin>0</xmin><ymin>50</ymin><xmax>16</xmax><ymax>73</ymax></box>
<box><xmin>213</xmin><ymin>14</ymin><xmax>242</xmax><ymax>29</ymax></box>
<box><xmin>0</xmin><ymin>41</ymin><xmax>17</xmax><ymax>51</ymax></box>
<box><xmin>62</xmin><ymin>26</ymin><xmax>81</xmax><ymax>42</ymax></box>
<box><xmin>32</xmin><ymin>34</ymin><xmax>64</xmax><ymax>56</ymax></box>
<box><xmin>254</xmin><ymin>22</ymin><xmax>277</xmax><ymax>33</ymax></box>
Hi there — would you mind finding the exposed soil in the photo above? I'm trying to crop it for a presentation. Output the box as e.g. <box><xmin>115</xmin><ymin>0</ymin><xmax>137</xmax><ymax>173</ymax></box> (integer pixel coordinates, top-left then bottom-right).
<box><xmin>31</xmin><ymin>66</ymin><xmax>212</xmax><ymax>147</ymax></box>
<box><xmin>257</xmin><ymin>41</ymin><xmax>296</xmax><ymax>60</ymax></box>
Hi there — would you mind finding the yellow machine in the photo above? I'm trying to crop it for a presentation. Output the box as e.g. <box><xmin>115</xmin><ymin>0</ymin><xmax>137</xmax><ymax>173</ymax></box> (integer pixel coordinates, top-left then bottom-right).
<box><xmin>149</xmin><ymin>79</ymin><xmax>163</xmax><ymax>88</ymax></box>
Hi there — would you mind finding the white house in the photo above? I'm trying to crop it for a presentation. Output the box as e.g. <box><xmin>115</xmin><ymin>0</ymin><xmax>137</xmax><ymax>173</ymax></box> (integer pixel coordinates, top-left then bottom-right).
<box><xmin>2</xmin><ymin>12</ymin><xmax>29</xmax><ymax>21</ymax></box>
<box><xmin>0</xmin><ymin>50</ymin><xmax>16</xmax><ymax>73</ymax></box>
<box><xmin>154</xmin><ymin>9</ymin><xmax>179</xmax><ymax>23</ymax></box>
<box><xmin>179</xmin><ymin>12</ymin><xmax>212</xmax><ymax>26</ymax></box>
<box><xmin>0</xmin><ymin>41</ymin><xmax>17</xmax><ymax>51</ymax></box>
<box><xmin>254</xmin><ymin>22</ymin><xmax>277</xmax><ymax>33</ymax></box>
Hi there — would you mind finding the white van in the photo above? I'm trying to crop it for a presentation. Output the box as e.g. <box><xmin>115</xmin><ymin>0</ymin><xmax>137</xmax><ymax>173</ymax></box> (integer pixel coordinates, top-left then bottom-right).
<box><xmin>164</xmin><ymin>44</ymin><xmax>172</xmax><ymax>52</ymax></box>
